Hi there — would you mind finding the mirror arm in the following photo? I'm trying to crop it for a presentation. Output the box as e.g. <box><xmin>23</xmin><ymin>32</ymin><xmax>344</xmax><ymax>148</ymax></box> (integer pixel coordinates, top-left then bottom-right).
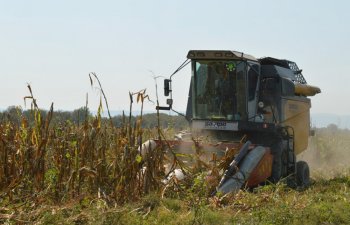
<box><xmin>157</xmin><ymin>58</ymin><xmax>190</xmax><ymax>111</ymax></box>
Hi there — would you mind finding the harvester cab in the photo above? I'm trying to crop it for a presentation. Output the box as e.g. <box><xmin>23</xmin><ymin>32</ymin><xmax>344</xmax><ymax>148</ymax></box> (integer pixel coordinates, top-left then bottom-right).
<box><xmin>156</xmin><ymin>50</ymin><xmax>321</xmax><ymax>194</ymax></box>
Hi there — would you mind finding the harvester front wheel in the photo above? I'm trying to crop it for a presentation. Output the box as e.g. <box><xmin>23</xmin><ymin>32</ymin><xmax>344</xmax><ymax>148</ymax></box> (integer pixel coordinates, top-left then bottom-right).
<box><xmin>296</xmin><ymin>161</ymin><xmax>310</xmax><ymax>187</ymax></box>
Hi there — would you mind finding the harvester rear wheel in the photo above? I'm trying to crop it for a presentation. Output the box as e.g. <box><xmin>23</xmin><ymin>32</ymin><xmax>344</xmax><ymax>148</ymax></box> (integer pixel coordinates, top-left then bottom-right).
<box><xmin>296</xmin><ymin>161</ymin><xmax>310</xmax><ymax>187</ymax></box>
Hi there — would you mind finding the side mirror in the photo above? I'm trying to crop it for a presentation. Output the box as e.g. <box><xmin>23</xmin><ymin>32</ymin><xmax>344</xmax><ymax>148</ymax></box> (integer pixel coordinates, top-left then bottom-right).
<box><xmin>164</xmin><ymin>79</ymin><xmax>171</xmax><ymax>96</ymax></box>
<box><xmin>156</xmin><ymin>79</ymin><xmax>173</xmax><ymax>111</ymax></box>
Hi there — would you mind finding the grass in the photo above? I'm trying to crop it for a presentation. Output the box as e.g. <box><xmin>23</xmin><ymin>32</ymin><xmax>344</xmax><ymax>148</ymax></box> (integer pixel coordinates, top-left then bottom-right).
<box><xmin>1</xmin><ymin>175</ymin><xmax>349</xmax><ymax>224</ymax></box>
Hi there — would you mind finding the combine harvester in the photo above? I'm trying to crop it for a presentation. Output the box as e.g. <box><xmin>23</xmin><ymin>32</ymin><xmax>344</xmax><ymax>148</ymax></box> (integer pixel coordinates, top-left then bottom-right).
<box><xmin>143</xmin><ymin>50</ymin><xmax>321</xmax><ymax>194</ymax></box>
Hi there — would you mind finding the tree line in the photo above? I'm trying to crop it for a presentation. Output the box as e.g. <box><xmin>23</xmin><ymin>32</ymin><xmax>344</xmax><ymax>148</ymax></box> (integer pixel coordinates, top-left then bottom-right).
<box><xmin>0</xmin><ymin>106</ymin><xmax>189</xmax><ymax>130</ymax></box>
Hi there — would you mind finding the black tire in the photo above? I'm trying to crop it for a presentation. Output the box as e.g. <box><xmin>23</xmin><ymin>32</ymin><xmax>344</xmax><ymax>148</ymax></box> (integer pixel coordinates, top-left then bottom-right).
<box><xmin>296</xmin><ymin>161</ymin><xmax>310</xmax><ymax>187</ymax></box>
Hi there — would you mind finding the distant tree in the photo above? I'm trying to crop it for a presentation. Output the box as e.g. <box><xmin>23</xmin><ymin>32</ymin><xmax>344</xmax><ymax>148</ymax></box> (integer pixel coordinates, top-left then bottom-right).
<box><xmin>141</xmin><ymin>113</ymin><xmax>189</xmax><ymax>130</ymax></box>
<box><xmin>327</xmin><ymin>123</ymin><xmax>338</xmax><ymax>133</ymax></box>
<box><xmin>1</xmin><ymin>106</ymin><xmax>23</xmax><ymax>125</ymax></box>
<box><xmin>71</xmin><ymin>106</ymin><xmax>91</xmax><ymax>124</ymax></box>
<box><xmin>0</xmin><ymin>105</ymin><xmax>187</xmax><ymax>130</ymax></box>
<box><xmin>51</xmin><ymin>111</ymin><xmax>72</xmax><ymax>124</ymax></box>
<box><xmin>112</xmin><ymin>114</ymin><xmax>135</xmax><ymax>127</ymax></box>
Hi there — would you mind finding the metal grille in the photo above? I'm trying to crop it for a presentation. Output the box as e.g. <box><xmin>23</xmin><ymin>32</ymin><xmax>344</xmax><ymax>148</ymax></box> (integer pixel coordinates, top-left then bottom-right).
<box><xmin>287</xmin><ymin>61</ymin><xmax>307</xmax><ymax>84</ymax></box>
<box><xmin>259</xmin><ymin>57</ymin><xmax>308</xmax><ymax>84</ymax></box>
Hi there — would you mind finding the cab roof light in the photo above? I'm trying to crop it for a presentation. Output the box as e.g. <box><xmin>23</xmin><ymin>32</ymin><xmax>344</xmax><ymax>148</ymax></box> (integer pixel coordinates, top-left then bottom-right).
<box><xmin>215</xmin><ymin>52</ymin><xmax>223</xmax><ymax>57</ymax></box>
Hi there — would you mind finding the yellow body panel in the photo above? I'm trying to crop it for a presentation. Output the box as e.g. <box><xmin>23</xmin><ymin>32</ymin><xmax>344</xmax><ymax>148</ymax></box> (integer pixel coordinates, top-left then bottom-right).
<box><xmin>281</xmin><ymin>98</ymin><xmax>311</xmax><ymax>155</ymax></box>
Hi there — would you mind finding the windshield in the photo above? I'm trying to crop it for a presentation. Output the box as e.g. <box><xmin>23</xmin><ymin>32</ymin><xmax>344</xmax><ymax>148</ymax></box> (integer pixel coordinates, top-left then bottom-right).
<box><xmin>192</xmin><ymin>60</ymin><xmax>247</xmax><ymax>120</ymax></box>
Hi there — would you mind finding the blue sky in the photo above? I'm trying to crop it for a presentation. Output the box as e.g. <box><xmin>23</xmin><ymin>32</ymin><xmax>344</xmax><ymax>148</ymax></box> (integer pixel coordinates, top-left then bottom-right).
<box><xmin>1</xmin><ymin>0</ymin><xmax>349</xmax><ymax>114</ymax></box>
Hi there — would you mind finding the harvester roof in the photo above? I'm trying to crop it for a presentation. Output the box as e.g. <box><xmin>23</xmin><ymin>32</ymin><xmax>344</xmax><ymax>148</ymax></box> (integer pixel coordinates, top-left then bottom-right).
<box><xmin>187</xmin><ymin>50</ymin><xmax>258</xmax><ymax>62</ymax></box>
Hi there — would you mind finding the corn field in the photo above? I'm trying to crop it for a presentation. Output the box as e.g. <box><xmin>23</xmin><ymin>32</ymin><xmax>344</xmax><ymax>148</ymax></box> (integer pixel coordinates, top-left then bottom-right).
<box><xmin>0</xmin><ymin>83</ymin><xmax>173</xmax><ymax>206</ymax></box>
<box><xmin>0</xmin><ymin>83</ymin><xmax>242</xmax><ymax>211</ymax></box>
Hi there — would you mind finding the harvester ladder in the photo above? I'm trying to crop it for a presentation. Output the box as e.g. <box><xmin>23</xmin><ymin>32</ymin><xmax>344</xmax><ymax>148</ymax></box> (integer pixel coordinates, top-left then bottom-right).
<box><xmin>286</xmin><ymin>129</ymin><xmax>296</xmax><ymax>176</ymax></box>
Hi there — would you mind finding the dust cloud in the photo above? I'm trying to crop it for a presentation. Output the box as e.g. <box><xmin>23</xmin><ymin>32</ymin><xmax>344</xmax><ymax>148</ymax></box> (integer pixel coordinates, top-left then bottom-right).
<box><xmin>298</xmin><ymin>125</ymin><xmax>350</xmax><ymax>178</ymax></box>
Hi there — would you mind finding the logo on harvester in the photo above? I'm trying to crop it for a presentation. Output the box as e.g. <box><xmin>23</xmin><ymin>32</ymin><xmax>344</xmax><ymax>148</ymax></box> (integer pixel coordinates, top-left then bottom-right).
<box><xmin>205</xmin><ymin>121</ymin><xmax>227</xmax><ymax>129</ymax></box>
